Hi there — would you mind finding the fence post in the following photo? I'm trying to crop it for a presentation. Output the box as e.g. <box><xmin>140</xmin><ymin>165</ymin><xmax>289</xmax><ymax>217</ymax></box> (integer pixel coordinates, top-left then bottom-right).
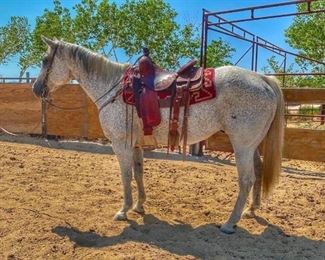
<box><xmin>321</xmin><ymin>104</ymin><xmax>325</xmax><ymax>125</ymax></box>
<box><xmin>81</xmin><ymin>89</ymin><xmax>89</xmax><ymax>138</ymax></box>
<box><xmin>26</xmin><ymin>72</ymin><xmax>30</xmax><ymax>83</ymax></box>
<box><xmin>190</xmin><ymin>142</ymin><xmax>204</xmax><ymax>156</ymax></box>
<box><xmin>41</xmin><ymin>99</ymin><xmax>48</xmax><ymax>137</ymax></box>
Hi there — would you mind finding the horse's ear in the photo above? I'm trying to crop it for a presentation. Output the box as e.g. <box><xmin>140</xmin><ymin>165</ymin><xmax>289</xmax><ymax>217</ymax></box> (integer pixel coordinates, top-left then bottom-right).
<box><xmin>41</xmin><ymin>36</ymin><xmax>56</xmax><ymax>48</ymax></box>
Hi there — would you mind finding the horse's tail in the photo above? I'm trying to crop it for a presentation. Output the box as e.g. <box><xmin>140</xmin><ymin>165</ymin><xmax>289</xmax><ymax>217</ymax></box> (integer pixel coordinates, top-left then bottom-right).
<box><xmin>260</xmin><ymin>76</ymin><xmax>285</xmax><ymax>197</ymax></box>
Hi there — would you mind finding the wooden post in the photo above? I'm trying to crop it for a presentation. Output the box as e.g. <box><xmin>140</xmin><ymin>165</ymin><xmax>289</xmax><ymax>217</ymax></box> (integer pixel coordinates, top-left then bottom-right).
<box><xmin>81</xmin><ymin>90</ymin><xmax>89</xmax><ymax>138</ymax></box>
<box><xmin>26</xmin><ymin>72</ymin><xmax>30</xmax><ymax>83</ymax></box>
<box><xmin>321</xmin><ymin>104</ymin><xmax>325</xmax><ymax>125</ymax></box>
<box><xmin>41</xmin><ymin>99</ymin><xmax>48</xmax><ymax>137</ymax></box>
<box><xmin>190</xmin><ymin>141</ymin><xmax>204</xmax><ymax>156</ymax></box>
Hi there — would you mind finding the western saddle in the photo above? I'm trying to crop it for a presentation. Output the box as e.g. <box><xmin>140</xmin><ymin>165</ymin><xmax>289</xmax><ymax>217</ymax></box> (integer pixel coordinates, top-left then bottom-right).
<box><xmin>154</xmin><ymin>59</ymin><xmax>203</xmax><ymax>92</ymax></box>
<box><xmin>133</xmin><ymin>48</ymin><xmax>204</xmax><ymax>154</ymax></box>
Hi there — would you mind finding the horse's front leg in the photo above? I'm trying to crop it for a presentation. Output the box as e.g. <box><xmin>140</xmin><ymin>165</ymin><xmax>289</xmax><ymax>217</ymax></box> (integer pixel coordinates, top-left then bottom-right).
<box><xmin>133</xmin><ymin>146</ymin><xmax>146</xmax><ymax>214</ymax></box>
<box><xmin>112</xmin><ymin>140</ymin><xmax>134</xmax><ymax>221</ymax></box>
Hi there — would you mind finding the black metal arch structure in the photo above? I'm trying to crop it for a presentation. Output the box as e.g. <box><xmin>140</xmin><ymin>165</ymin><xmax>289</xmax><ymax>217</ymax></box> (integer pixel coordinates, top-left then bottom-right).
<box><xmin>200</xmin><ymin>0</ymin><xmax>325</xmax><ymax>81</ymax></box>
<box><xmin>191</xmin><ymin>0</ymin><xmax>325</xmax><ymax>155</ymax></box>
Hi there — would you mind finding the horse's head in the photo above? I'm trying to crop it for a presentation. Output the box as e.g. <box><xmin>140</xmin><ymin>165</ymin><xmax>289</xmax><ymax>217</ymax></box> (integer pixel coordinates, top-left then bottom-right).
<box><xmin>32</xmin><ymin>37</ymin><xmax>71</xmax><ymax>97</ymax></box>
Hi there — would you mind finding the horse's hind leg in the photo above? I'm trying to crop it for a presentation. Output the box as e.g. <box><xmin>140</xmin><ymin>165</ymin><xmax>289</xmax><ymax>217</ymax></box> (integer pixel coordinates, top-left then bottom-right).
<box><xmin>243</xmin><ymin>149</ymin><xmax>262</xmax><ymax>218</ymax></box>
<box><xmin>133</xmin><ymin>146</ymin><xmax>146</xmax><ymax>214</ymax></box>
<box><xmin>220</xmin><ymin>146</ymin><xmax>255</xmax><ymax>234</ymax></box>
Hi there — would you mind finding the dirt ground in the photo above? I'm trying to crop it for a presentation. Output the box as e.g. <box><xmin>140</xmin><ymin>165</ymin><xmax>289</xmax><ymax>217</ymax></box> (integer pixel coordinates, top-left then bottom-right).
<box><xmin>0</xmin><ymin>137</ymin><xmax>324</xmax><ymax>259</ymax></box>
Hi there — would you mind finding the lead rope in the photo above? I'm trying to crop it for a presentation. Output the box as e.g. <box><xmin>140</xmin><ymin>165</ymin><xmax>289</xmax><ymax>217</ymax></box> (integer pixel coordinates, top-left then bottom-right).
<box><xmin>43</xmin><ymin>97</ymin><xmax>86</xmax><ymax>111</ymax></box>
<box><xmin>0</xmin><ymin>110</ymin><xmax>50</xmax><ymax>147</ymax></box>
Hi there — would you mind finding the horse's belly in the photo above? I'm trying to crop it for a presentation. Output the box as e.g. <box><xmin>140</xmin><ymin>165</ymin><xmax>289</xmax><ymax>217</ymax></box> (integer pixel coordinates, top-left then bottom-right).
<box><xmin>153</xmin><ymin>98</ymin><xmax>222</xmax><ymax>146</ymax></box>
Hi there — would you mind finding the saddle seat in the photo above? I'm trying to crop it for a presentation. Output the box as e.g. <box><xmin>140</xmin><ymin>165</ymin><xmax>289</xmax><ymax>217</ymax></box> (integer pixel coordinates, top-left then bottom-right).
<box><xmin>154</xmin><ymin>60</ymin><xmax>203</xmax><ymax>92</ymax></box>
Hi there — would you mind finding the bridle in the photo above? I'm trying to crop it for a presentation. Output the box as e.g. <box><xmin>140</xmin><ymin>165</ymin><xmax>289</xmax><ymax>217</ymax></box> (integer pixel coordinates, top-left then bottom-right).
<box><xmin>41</xmin><ymin>44</ymin><xmax>88</xmax><ymax>111</ymax></box>
<box><xmin>40</xmin><ymin>44</ymin><xmax>127</xmax><ymax>111</ymax></box>
<box><xmin>41</xmin><ymin>44</ymin><xmax>59</xmax><ymax>99</ymax></box>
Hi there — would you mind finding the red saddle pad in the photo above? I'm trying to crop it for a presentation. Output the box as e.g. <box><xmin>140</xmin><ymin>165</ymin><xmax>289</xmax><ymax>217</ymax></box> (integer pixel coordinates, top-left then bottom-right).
<box><xmin>122</xmin><ymin>68</ymin><xmax>217</xmax><ymax>106</ymax></box>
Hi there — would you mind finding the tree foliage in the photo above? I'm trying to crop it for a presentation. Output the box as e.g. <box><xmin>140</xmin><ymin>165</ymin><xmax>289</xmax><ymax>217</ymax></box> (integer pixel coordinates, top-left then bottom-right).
<box><xmin>73</xmin><ymin>0</ymin><xmax>120</xmax><ymax>53</ymax></box>
<box><xmin>263</xmin><ymin>56</ymin><xmax>296</xmax><ymax>88</ymax></box>
<box><xmin>264</xmin><ymin>55</ymin><xmax>325</xmax><ymax>88</ymax></box>
<box><xmin>0</xmin><ymin>0</ymin><xmax>234</xmax><ymax>76</ymax></box>
<box><xmin>20</xmin><ymin>0</ymin><xmax>75</xmax><ymax>75</ymax></box>
<box><xmin>206</xmin><ymin>39</ymin><xmax>234</xmax><ymax>68</ymax></box>
<box><xmin>268</xmin><ymin>0</ymin><xmax>325</xmax><ymax>88</ymax></box>
<box><xmin>0</xmin><ymin>16</ymin><xmax>30</xmax><ymax>65</ymax></box>
<box><xmin>285</xmin><ymin>0</ymin><xmax>325</xmax><ymax>65</ymax></box>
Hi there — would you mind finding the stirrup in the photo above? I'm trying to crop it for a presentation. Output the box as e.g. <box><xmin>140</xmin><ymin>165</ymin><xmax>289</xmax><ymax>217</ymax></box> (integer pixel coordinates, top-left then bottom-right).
<box><xmin>141</xmin><ymin>135</ymin><xmax>158</xmax><ymax>150</ymax></box>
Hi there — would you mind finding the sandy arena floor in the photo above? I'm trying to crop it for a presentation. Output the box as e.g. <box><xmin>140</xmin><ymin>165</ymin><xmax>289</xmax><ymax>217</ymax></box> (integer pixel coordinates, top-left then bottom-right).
<box><xmin>0</xmin><ymin>137</ymin><xmax>324</xmax><ymax>259</ymax></box>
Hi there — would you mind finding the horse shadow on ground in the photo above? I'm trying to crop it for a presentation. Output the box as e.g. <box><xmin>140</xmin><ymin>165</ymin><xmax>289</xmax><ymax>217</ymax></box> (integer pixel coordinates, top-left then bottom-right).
<box><xmin>2</xmin><ymin>135</ymin><xmax>323</xmax><ymax>178</ymax></box>
<box><xmin>52</xmin><ymin>214</ymin><xmax>325</xmax><ymax>259</ymax></box>
<box><xmin>0</xmin><ymin>134</ymin><xmax>234</xmax><ymax>167</ymax></box>
<box><xmin>282</xmin><ymin>166</ymin><xmax>325</xmax><ymax>180</ymax></box>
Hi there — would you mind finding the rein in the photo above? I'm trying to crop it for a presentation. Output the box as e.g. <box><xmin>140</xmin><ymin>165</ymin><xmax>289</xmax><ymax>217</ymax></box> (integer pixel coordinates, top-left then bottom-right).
<box><xmin>43</xmin><ymin>98</ymin><xmax>87</xmax><ymax>111</ymax></box>
<box><xmin>42</xmin><ymin>76</ymin><xmax>125</xmax><ymax>111</ymax></box>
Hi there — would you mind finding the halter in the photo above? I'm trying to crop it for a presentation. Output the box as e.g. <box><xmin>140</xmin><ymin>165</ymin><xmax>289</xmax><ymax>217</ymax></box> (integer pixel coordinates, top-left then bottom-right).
<box><xmin>41</xmin><ymin>44</ymin><xmax>59</xmax><ymax>99</ymax></box>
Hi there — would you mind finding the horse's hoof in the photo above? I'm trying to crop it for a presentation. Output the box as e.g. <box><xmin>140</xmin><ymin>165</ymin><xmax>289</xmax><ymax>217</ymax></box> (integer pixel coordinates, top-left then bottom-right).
<box><xmin>133</xmin><ymin>205</ymin><xmax>145</xmax><ymax>215</ymax></box>
<box><xmin>113</xmin><ymin>212</ymin><xmax>128</xmax><ymax>221</ymax></box>
<box><xmin>220</xmin><ymin>224</ymin><xmax>236</xmax><ymax>234</ymax></box>
<box><xmin>242</xmin><ymin>208</ymin><xmax>256</xmax><ymax>219</ymax></box>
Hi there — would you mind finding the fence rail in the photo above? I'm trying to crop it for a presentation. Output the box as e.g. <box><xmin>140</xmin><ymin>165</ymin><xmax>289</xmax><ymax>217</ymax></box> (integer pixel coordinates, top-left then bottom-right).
<box><xmin>0</xmin><ymin>84</ymin><xmax>105</xmax><ymax>138</ymax></box>
<box><xmin>0</xmin><ymin>83</ymin><xmax>324</xmax><ymax>162</ymax></box>
<box><xmin>283</xmin><ymin>88</ymin><xmax>325</xmax><ymax>104</ymax></box>
<box><xmin>0</xmin><ymin>74</ymin><xmax>36</xmax><ymax>83</ymax></box>
<box><xmin>206</xmin><ymin>129</ymin><xmax>325</xmax><ymax>162</ymax></box>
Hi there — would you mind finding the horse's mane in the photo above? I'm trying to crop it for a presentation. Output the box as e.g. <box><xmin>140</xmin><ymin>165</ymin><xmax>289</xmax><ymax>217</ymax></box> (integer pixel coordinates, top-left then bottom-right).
<box><xmin>59</xmin><ymin>41</ymin><xmax>128</xmax><ymax>83</ymax></box>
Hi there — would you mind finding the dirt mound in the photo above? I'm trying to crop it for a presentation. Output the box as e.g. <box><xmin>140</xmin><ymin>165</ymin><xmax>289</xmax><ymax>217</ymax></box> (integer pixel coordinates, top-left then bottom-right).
<box><xmin>0</xmin><ymin>140</ymin><xmax>324</xmax><ymax>259</ymax></box>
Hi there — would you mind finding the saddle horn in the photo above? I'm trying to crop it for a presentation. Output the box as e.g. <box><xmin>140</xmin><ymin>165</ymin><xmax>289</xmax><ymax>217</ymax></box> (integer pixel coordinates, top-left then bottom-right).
<box><xmin>142</xmin><ymin>47</ymin><xmax>150</xmax><ymax>57</ymax></box>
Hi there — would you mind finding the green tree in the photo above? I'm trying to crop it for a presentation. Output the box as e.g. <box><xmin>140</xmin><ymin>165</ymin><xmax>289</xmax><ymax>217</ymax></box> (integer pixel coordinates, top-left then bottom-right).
<box><xmin>20</xmin><ymin>0</ymin><xmax>75</xmax><ymax>74</ymax></box>
<box><xmin>285</xmin><ymin>0</ymin><xmax>325</xmax><ymax>64</ymax></box>
<box><xmin>73</xmin><ymin>0</ymin><xmax>124</xmax><ymax>60</ymax></box>
<box><xmin>1</xmin><ymin>0</ymin><xmax>235</xmax><ymax>74</ymax></box>
<box><xmin>263</xmin><ymin>56</ymin><xmax>296</xmax><ymax>87</ymax></box>
<box><xmin>264</xmin><ymin>55</ymin><xmax>325</xmax><ymax>88</ymax></box>
<box><xmin>117</xmin><ymin>0</ymin><xmax>198</xmax><ymax>68</ymax></box>
<box><xmin>113</xmin><ymin>0</ymin><xmax>234</xmax><ymax>68</ymax></box>
<box><xmin>206</xmin><ymin>39</ymin><xmax>234</xmax><ymax>68</ymax></box>
<box><xmin>0</xmin><ymin>16</ymin><xmax>30</xmax><ymax>66</ymax></box>
<box><xmin>284</xmin><ymin>0</ymin><xmax>325</xmax><ymax>88</ymax></box>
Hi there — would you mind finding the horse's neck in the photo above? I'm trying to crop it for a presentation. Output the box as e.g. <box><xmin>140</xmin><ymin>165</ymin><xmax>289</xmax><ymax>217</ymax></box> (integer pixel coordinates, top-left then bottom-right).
<box><xmin>69</xmin><ymin>56</ymin><xmax>127</xmax><ymax>107</ymax></box>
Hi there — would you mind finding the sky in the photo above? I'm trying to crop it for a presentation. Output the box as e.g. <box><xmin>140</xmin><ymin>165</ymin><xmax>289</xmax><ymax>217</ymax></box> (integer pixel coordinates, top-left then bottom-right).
<box><xmin>0</xmin><ymin>0</ymin><xmax>299</xmax><ymax>77</ymax></box>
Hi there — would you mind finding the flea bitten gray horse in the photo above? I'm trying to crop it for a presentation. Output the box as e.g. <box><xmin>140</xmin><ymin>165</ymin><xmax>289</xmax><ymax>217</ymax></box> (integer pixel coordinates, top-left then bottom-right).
<box><xmin>32</xmin><ymin>38</ymin><xmax>284</xmax><ymax>234</ymax></box>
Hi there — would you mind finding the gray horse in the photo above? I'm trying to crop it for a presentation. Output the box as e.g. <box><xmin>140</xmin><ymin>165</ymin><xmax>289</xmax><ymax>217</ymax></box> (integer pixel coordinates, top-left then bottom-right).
<box><xmin>32</xmin><ymin>38</ymin><xmax>284</xmax><ymax>234</ymax></box>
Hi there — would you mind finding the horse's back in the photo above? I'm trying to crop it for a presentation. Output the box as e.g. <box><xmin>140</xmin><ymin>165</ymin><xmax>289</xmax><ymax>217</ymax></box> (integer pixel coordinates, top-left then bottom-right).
<box><xmin>216</xmin><ymin>66</ymin><xmax>277</xmax><ymax>100</ymax></box>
